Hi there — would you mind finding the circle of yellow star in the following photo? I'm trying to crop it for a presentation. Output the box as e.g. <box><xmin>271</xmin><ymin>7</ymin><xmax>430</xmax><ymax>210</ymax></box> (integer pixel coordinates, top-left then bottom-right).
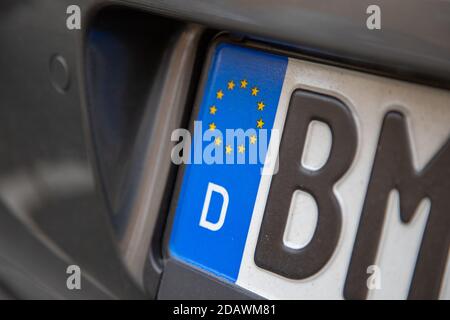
<box><xmin>209</xmin><ymin>122</ymin><xmax>216</xmax><ymax>131</ymax></box>
<box><xmin>225</xmin><ymin>145</ymin><xmax>232</xmax><ymax>154</ymax></box>
<box><xmin>240</xmin><ymin>79</ymin><xmax>248</xmax><ymax>88</ymax></box>
<box><xmin>257</xmin><ymin>101</ymin><xmax>265</xmax><ymax>111</ymax></box>
<box><xmin>238</xmin><ymin>144</ymin><xmax>245</xmax><ymax>153</ymax></box>
<box><xmin>227</xmin><ymin>80</ymin><xmax>235</xmax><ymax>90</ymax></box>
<box><xmin>216</xmin><ymin>90</ymin><xmax>224</xmax><ymax>99</ymax></box>
<box><xmin>256</xmin><ymin>118</ymin><xmax>264</xmax><ymax>129</ymax></box>
<box><xmin>214</xmin><ymin>137</ymin><xmax>222</xmax><ymax>146</ymax></box>
<box><xmin>251</xmin><ymin>87</ymin><xmax>259</xmax><ymax>96</ymax></box>
<box><xmin>209</xmin><ymin>105</ymin><xmax>217</xmax><ymax>115</ymax></box>
<box><xmin>250</xmin><ymin>135</ymin><xmax>257</xmax><ymax>144</ymax></box>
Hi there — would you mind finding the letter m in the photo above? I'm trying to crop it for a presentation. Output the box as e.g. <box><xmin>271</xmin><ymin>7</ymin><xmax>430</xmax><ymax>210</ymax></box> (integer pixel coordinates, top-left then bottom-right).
<box><xmin>345</xmin><ymin>111</ymin><xmax>450</xmax><ymax>299</ymax></box>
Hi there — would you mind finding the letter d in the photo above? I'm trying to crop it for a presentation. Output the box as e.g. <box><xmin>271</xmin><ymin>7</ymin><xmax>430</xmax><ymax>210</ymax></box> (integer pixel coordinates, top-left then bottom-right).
<box><xmin>199</xmin><ymin>182</ymin><xmax>229</xmax><ymax>231</ymax></box>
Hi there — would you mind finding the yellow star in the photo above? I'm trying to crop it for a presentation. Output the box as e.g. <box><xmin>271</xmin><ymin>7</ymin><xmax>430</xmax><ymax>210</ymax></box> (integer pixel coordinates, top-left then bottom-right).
<box><xmin>216</xmin><ymin>90</ymin><xmax>224</xmax><ymax>99</ymax></box>
<box><xmin>251</xmin><ymin>87</ymin><xmax>259</xmax><ymax>96</ymax></box>
<box><xmin>238</xmin><ymin>144</ymin><xmax>245</xmax><ymax>153</ymax></box>
<box><xmin>227</xmin><ymin>80</ymin><xmax>235</xmax><ymax>90</ymax></box>
<box><xmin>240</xmin><ymin>79</ymin><xmax>248</xmax><ymax>88</ymax></box>
<box><xmin>214</xmin><ymin>137</ymin><xmax>222</xmax><ymax>146</ymax></box>
<box><xmin>209</xmin><ymin>105</ymin><xmax>217</xmax><ymax>115</ymax></box>
<box><xmin>225</xmin><ymin>145</ymin><xmax>232</xmax><ymax>154</ymax></box>
<box><xmin>256</xmin><ymin>118</ymin><xmax>264</xmax><ymax>129</ymax></box>
<box><xmin>209</xmin><ymin>122</ymin><xmax>216</xmax><ymax>131</ymax></box>
<box><xmin>257</xmin><ymin>101</ymin><xmax>265</xmax><ymax>111</ymax></box>
<box><xmin>250</xmin><ymin>135</ymin><xmax>257</xmax><ymax>144</ymax></box>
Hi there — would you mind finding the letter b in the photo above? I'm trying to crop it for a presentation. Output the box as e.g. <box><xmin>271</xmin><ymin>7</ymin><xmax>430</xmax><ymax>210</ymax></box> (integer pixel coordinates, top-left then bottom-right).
<box><xmin>255</xmin><ymin>90</ymin><xmax>357</xmax><ymax>279</ymax></box>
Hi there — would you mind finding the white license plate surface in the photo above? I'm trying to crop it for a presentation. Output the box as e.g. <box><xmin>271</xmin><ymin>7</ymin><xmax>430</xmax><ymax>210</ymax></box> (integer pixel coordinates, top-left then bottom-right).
<box><xmin>169</xmin><ymin>43</ymin><xmax>450</xmax><ymax>299</ymax></box>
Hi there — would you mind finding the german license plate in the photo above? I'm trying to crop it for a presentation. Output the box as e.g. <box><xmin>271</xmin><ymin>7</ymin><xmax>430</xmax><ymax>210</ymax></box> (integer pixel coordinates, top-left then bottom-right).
<box><xmin>169</xmin><ymin>42</ymin><xmax>450</xmax><ymax>299</ymax></box>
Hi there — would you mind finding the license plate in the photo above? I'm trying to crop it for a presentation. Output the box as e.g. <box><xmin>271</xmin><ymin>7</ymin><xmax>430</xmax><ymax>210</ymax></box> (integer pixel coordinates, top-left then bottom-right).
<box><xmin>168</xmin><ymin>42</ymin><xmax>450</xmax><ymax>299</ymax></box>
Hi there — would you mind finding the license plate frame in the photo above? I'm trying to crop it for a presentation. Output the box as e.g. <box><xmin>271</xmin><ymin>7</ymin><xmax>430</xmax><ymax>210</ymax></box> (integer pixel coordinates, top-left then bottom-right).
<box><xmin>164</xmin><ymin>37</ymin><xmax>450</xmax><ymax>300</ymax></box>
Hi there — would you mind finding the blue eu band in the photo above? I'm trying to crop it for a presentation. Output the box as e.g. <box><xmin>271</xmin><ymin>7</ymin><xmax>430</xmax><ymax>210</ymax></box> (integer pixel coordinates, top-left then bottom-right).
<box><xmin>169</xmin><ymin>43</ymin><xmax>288</xmax><ymax>282</ymax></box>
